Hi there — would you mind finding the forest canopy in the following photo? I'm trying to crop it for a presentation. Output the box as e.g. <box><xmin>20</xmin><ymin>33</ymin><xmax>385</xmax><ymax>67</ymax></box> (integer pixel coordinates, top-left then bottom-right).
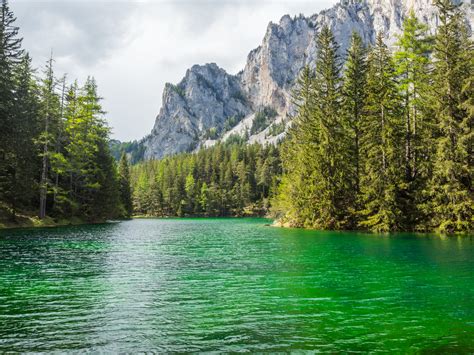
<box><xmin>0</xmin><ymin>0</ymin><xmax>132</xmax><ymax>225</ymax></box>
<box><xmin>0</xmin><ymin>0</ymin><xmax>472</xmax><ymax>234</ymax></box>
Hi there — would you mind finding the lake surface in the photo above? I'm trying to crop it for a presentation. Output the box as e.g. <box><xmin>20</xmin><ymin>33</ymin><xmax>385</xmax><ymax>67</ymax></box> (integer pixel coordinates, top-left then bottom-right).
<box><xmin>0</xmin><ymin>218</ymin><xmax>473</xmax><ymax>352</ymax></box>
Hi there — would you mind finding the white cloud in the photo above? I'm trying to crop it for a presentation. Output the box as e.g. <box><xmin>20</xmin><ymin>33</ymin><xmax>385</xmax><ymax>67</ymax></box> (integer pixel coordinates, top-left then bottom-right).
<box><xmin>11</xmin><ymin>0</ymin><xmax>333</xmax><ymax>141</ymax></box>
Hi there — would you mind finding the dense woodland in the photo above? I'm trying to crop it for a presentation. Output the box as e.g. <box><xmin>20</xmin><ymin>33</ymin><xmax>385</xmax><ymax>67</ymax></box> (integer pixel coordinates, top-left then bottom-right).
<box><xmin>274</xmin><ymin>0</ymin><xmax>473</xmax><ymax>233</ymax></box>
<box><xmin>0</xmin><ymin>0</ymin><xmax>132</xmax><ymax>225</ymax></box>
<box><xmin>132</xmin><ymin>0</ymin><xmax>472</xmax><ymax>234</ymax></box>
<box><xmin>0</xmin><ymin>0</ymin><xmax>472</xmax><ymax>233</ymax></box>
<box><xmin>132</xmin><ymin>142</ymin><xmax>280</xmax><ymax>217</ymax></box>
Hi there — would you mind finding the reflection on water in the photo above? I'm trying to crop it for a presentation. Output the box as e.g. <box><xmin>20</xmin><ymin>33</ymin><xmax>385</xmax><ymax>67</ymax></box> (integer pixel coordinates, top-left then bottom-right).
<box><xmin>0</xmin><ymin>219</ymin><xmax>473</xmax><ymax>352</ymax></box>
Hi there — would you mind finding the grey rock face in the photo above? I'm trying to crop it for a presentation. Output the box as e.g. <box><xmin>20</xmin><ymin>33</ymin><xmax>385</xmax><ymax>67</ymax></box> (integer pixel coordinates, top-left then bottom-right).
<box><xmin>143</xmin><ymin>0</ymin><xmax>473</xmax><ymax>159</ymax></box>
<box><xmin>143</xmin><ymin>63</ymin><xmax>251</xmax><ymax>159</ymax></box>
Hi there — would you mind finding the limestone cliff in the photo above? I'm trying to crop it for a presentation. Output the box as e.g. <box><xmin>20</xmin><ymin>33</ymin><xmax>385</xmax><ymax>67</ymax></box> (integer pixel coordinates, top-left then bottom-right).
<box><xmin>142</xmin><ymin>0</ymin><xmax>472</xmax><ymax>160</ymax></box>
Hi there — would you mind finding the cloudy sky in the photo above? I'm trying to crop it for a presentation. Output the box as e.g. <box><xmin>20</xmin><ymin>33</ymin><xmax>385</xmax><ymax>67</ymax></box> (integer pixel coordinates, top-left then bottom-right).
<box><xmin>11</xmin><ymin>0</ymin><xmax>333</xmax><ymax>141</ymax></box>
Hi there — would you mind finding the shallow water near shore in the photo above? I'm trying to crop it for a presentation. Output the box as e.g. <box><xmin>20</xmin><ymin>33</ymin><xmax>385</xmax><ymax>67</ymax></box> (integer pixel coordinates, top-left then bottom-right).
<box><xmin>0</xmin><ymin>218</ymin><xmax>473</xmax><ymax>352</ymax></box>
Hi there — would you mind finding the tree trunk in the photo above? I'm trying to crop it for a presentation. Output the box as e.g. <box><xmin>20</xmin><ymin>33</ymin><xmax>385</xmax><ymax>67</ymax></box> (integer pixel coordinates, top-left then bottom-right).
<box><xmin>39</xmin><ymin>135</ymin><xmax>48</xmax><ymax>219</ymax></box>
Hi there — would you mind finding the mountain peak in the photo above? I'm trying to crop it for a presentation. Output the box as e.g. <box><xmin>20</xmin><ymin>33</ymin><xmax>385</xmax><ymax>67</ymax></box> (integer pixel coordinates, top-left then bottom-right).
<box><xmin>142</xmin><ymin>0</ymin><xmax>473</xmax><ymax>160</ymax></box>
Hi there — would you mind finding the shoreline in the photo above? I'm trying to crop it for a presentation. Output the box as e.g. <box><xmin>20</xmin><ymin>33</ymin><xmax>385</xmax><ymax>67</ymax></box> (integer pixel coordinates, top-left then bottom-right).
<box><xmin>132</xmin><ymin>214</ymin><xmax>267</xmax><ymax>219</ymax></box>
<box><xmin>0</xmin><ymin>214</ymin><xmax>267</xmax><ymax>230</ymax></box>
<box><xmin>2</xmin><ymin>215</ymin><xmax>471</xmax><ymax>236</ymax></box>
<box><xmin>0</xmin><ymin>215</ymin><xmax>110</xmax><ymax>230</ymax></box>
<box><xmin>271</xmin><ymin>218</ymin><xmax>473</xmax><ymax>236</ymax></box>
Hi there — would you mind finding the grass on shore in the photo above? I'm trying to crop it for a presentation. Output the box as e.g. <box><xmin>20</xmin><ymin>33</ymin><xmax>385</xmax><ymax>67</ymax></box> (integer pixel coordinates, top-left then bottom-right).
<box><xmin>0</xmin><ymin>212</ymin><xmax>85</xmax><ymax>230</ymax></box>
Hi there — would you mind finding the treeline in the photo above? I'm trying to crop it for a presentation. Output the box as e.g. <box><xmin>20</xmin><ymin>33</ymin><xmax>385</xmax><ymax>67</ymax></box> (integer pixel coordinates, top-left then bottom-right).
<box><xmin>110</xmin><ymin>139</ymin><xmax>145</xmax><ymax>165</ymax></box>
<box><xmin>132</xmin><ymin>142</ymin><xmax>281</xmax><ymax>216</ymax></box>
<box><xmin>0</xmin><ymin>0</ymin><xmax>132</xmax><ymax>224</ymax></box>
<box><xmin>273</xmin><ymin>1</ymin><xmax>473</xmax><ymax>233</ymax></box>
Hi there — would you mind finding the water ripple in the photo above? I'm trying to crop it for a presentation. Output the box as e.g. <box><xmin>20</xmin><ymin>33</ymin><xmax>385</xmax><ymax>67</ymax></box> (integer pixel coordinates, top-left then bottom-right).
<box><xmin>0</xmin><ymin>219</ymin><xmax>473</xmax><ymax>352</ymax></box>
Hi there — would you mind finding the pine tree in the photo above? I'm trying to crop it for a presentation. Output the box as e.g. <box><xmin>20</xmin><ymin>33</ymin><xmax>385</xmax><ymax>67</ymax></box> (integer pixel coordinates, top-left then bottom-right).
<box><xmin>69</xmin><ymin>77</ymin><xmax>119</xmax><ymax>220</ymax></box>
<box><xmin>461</xmin><ymin>59</ymin><xmax>473</xmax><ymax>189</ymax></box>
<box><xmin>274</xmin><ymin>64</ymin><xmax>315</xmax><ymax>226</ymax></box>
<box><xmin>38</xmin><ymin>54</ymin><xmax>61</xmax><ymax>219</ymax></box>
<box><xmin>395</xmin><ymin>10</ymin><xmax>433</xmax><ymax>179</ymax></box>
<box><xmin>184</xmin><ymin>172</ymin><xmax>196</xmax><ymax>214</ymax></box>
<box><xmin>427</xmin><ymin>0</ymin><xmax>473</xmax><ymax>233</ymax></box>
<box><xmin>130</xmin><ymin>142</ymin><xmax>281</xmax><ymax>218</ymax></box>
<box><xmin>359</xmin><ymin>33</ymin><xmax>405</xmax><ymax>232</ymax></box>
<box><xmin>0</xmin><ymin>1</ymin><xmax>126</xmax><ymax>224</ymax></box>
<box><xmin>63</xmin><ymin>81</ymin><xmax>80</xmax><ymax>214</ymax></box>
<box><xmin>0</xmin><ymin>0</ymin><xmax>23</xmax><ymax>142</ymax></box>
<box><xmin>342</xmin><ymin>32</ymin><xmax>367</xmax><ymax>221</ymax></box>
<box><xmin>275</xmin><ymin>25</ymin><xmax>351</xmax><ymax>229</ymax></box>
<box><xmin>200</xmin><ymin>182</ymin><xmax>209</xmax><ymax>214</ymax></box>
<box><xmin>51</xmin><ymin>74</ymin><xmax>68</xmax><ymax>212</ymax></box>
<box><xmin>12</xmin><ymin>53</ymin><xmax>41</xmax><ymax>211</ymax></box>
<box><xmin>393</xmin><ymin>11</ymin><xmax>434</xmax><ymax>229</ymax></box>
<box><xmin>0</xmin><ymin>0</ymin><xmax>24</xmax><ymax>218</ymax></box>
<box><xmin>93</xmin><ymin>132</ymin><xmax>120</xmax><ymax>220</ymax></box>
<box><xmin>119</xmin><ymin>152</ymin><xmax>133</xmax><ymax>217</ymax></box>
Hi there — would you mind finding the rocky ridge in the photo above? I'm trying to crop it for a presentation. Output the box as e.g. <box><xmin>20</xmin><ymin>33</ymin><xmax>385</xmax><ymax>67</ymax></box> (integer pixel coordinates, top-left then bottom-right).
<box><xmin>142</xmin><ymin>0</ymin><xmax>473</xmax><ymax>160</ymax></box>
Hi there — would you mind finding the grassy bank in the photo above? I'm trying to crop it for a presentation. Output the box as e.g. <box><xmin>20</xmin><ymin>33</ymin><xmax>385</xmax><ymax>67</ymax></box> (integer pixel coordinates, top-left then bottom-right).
<box><xmin>0</xmin><ymin>212</ymin><xmax>86</xmax><ymax>230</ymax></box>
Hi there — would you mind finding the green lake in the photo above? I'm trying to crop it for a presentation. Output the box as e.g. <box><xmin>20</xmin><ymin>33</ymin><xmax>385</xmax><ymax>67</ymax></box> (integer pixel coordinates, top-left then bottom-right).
<box><xmin>0</xmin><ymin>218</ymin><xmax>473</xmax><ymax>352</ymax></box>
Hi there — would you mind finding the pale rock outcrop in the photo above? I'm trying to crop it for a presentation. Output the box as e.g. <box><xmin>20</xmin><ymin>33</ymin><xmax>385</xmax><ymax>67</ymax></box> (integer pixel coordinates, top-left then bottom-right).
<box><xmin>143</xmin><ymin>0</ymin><xmax>473</xmax><ymax>159</ymax></box>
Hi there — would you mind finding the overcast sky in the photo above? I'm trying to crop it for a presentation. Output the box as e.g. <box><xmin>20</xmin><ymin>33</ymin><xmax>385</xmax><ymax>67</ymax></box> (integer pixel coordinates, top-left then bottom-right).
<box><xmin>11</xmin><ymin>0</ymin><xmax>333</xmax><ymax>141</ymax></box>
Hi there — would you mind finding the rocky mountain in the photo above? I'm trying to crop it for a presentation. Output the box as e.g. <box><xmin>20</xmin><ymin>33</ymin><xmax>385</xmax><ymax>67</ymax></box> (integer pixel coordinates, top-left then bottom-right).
<box><xmin>142</xmin><ymin>0</ymin><xmax>473</xmax><ymax>160</ymax></box>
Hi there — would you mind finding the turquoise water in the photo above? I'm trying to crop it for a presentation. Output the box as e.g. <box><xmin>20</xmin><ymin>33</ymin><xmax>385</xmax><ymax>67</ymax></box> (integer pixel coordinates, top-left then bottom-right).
<box><xmin>0</xmin><ymin>218</ymin><xmax>473</xmax><ymax>352</ymax></box>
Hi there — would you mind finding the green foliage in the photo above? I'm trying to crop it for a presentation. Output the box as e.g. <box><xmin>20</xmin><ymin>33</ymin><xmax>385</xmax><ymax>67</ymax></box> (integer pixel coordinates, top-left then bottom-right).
<box><xmin>168</xmin><ymin>83</ymin><xmax>185</xmax><ymax>98</ymax></box>
<box><xmin>0</xmin><ymin>0</ymin><xmax>27</xmax><ymax>219</ymax></box>
<box><xmin>223</xmin><ymin>115</ymin><xmax>243</xmax><ymax>131</ymax></box>
<box><xmin>359</xmin><ymin>34</ymin><xmax>405</xmax><ymax>232</ymax></box>
<box><xmin>131</xmin><ymin>142</ymin><xmax>281</xmax><ymax>217</ymax></box>
<box><xmin>274</xmin><ymin>15</ymin><xmax>472</xmax><ymax>234</ymax></box>
<box><xmin>110</xmin><ymin>139</ymin><xmax>145</xmax><ymax>164</ymax></box>
<box><xmin>0</xmin><ymin>1</ymin><xmax>125</xmax><ymax>223</ymax></box>
<box><xmin>342</xmin><ymin>32</ymin><xmax>367</xmax><ymax>203</ymax></box>
<box><xmin>204</xmin><ymin>127</ymin><xmax>219</xmax><ymax>140</ymax></box>
<box><xmin>266</xmin><ymin>120</ymin><xmax>286</xmax><ymax>137</ymax></box>
<box><xmin>118</xmin><ymin>152</ymin><xmax>133</xmax><ymax>217</ymax></box>
<box><xmin>38</xmin><ymin>55</ymin><xmax>62</xmax><ymax>219</ymax></box>
<box><xmin>6</xmin><ymin>54</ymin><xmax>40</xmax><ymax>214</ymax></box>
<box><xmin>394</xmin><ymin>11</ymin><xmax>434</xmax><ymax>229</ymax></box>
<box><xmin>274</xmin><ymin>25</ymin><xmax>353</xmax><ymax>230</ymax></box>
<box><xmin>250</xmin><ymin>107</ymin><xmax>277</xmax><ymax>135</ymax></box>
<box><xmin>231</xmin><ymin>90</ymin><xmax>248</xmax><ymax>104</ymax></box>
<box><xmin>424</xmin><ymin>0</ymin><xmax>473</xmax><ymax>233</ymax></box>
<box><xmin>272</xmin><ymin>65</ymin><xmax>314</xmax><ymax>227</ymax></box>
<box><xmin>225</xmin><ymin>134</ymin><xmax>246</xmax><ymax>145</ymax></box>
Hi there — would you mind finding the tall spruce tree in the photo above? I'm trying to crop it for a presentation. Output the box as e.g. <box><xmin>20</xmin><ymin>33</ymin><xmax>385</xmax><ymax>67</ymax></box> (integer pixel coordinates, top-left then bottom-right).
<box><xmin>342</xmin><ymin>32</ymin><xmax>367</xmax><ymax>221</ymax></box>
<box><xmin>310</xmin><ymin>25</ymin><xmax>351</xmax><ymax>229</ymax></box>
<box><xmin>51</xmin><ymin>74</ymin><xmax>68</xmax><ymax>212</ymax></box>
<box><xmin>63</xmin><ymin>80</ymin><xmax>80</xmax><ymax>214</ymax></box>
<box><xmin>0</xmin><ymin>0</ymin><xmax>24</xmax><ymax>218</ymax></box>
<box><xmin>38</xmin><ymin>55</ymin><xmax>61</xmax><ymax>219</ymax></box>
<box><xmin>461</xmin><ymin>57</ymin><xmax>473</xmax><ymax>191</ymax></box>
<box><xmin>65</xmin><ymin>77</ymin><xmax>117</xmax><ymax>219</ymax></box>
<box><xmin>395</xmin><ymin>10</ymin><xmax>433</xmax><ymax>180</ymax></box>
<box><xmin>12</xmin><ymin>53</ymin><xmax>41</xmax><ymax>211</ymax></box>
<box><xmin>359</xmin><ymin>33</ymin><xmax>405</xmax><ymax>232</ymax></box>
<box><xmin>119</xmin><ymin>152</ymin><xmax>133</xmax><ymax>217</ymax></box>
<box><xmin>394</xmin><ymin>11</ymin><xmax>434</xmax><ymax>229</ymax></box>
<box><xmin>428</xmin><ymin>0</ymin><xmax>473</xmax><ymax>233</ymax></box>
<box><xmin>274</xmin><ymin>64</ymin><xmax>317</xmax><ymax>226</ymax></box>
<box><xmin>275</xmin><ymin>25</ymin><xmax>350</xmax><ymax>229</ymax></box>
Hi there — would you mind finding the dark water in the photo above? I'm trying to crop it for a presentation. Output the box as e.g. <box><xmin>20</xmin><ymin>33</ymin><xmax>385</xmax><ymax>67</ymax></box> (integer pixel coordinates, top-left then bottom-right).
<box><xmin>0</xmin><ymin>218</ymin><xmax>473</xmax><ymax>352</ymax></box>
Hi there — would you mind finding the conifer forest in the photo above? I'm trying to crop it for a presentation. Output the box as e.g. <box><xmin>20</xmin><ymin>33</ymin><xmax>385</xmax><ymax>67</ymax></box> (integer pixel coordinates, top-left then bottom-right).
<box><xmin>0</xmin><ymin>0</ymin><xmax>472</xmax><ymax>233</ymax></box>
